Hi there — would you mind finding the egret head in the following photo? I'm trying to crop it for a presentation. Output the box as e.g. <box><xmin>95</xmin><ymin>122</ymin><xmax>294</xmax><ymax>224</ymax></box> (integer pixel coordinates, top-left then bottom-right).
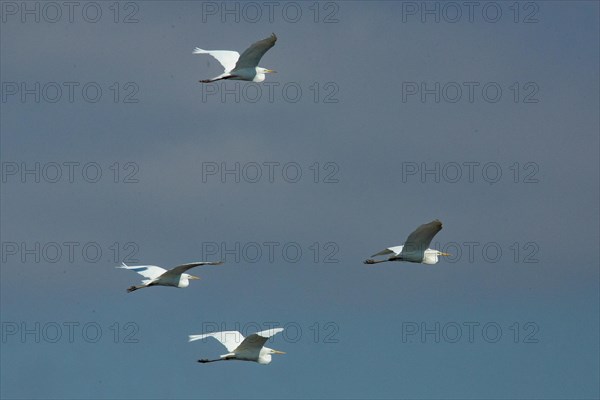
<box><xmin>181</xmin><ymin>273</ymin><xmax>200</xmax><ymax>284</ymax></box>
<box><xmin>259</xmin><ymin>67</ymin><xmax>276</xmax><ymax>74</ymax></box>
<box><xmin>253</xmin><ymin>67</ymin><xmax>276</xmax><ymax>83</ymax></box>
<box><xmin>423</xmin><ymin>249</ymin><xmax>451</xmax><ymax>265</ymax></box>
<box><xmin>178</xmin><ymin>274</ymin><xmax>199</xmax><ymax>288</ymax></box>
<box><xmin>258</xmin><ymin>348</ymin><xmax>285</xmax><ymax>364</ymax></box>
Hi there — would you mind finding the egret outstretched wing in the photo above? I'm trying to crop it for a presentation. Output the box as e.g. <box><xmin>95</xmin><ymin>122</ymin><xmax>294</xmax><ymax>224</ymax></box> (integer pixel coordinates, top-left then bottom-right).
<box><xmin>189</xmin><ymin>331</ymin><xmax>245</xmax><ymax>352</ymax></box>
<box><xmin>160</xmin><ymin>261</ymin><xmax>223</xmax><ymax>280</ymax></box>
<box><xmin>192</xmin><ymin>49</ymin><xmax>240</xmax><ymax>73</ymax></box>
<box><xmin>117</xmin><ymin>263</ymin><xmax>166</xmax><ymax>280</ymax></box>
<box><xmin>400</xmin><ymin>220</ymin><xmax>443</xmax><ymax>261</ymax></box>
<box><xmin>371</xmin><ymin>248</ymin><xmax>394</xmax><ymax>257</ymax></box>
<box><xmin>403</xmin><ymin>220</ymin><xmax>442</xmax><ymax>250</ymax></box>
<box><xmin>188</xmin><ymin>328</ymin><xmax>283</xmax><ymax>353</ymax></box>
<box><xmin>233</xmin><ymin>328</ymin><xmax>284</xmax><ymax>354</ymax></box>
<box><xmin>234</xmin><ymin>33</ymin><xmax>277</xmax><ymax>70</ymax></box>
<box><xmin>371</xmin><ymin>246</ymin><xmax>404</xmax><ymax>258</ymax></box>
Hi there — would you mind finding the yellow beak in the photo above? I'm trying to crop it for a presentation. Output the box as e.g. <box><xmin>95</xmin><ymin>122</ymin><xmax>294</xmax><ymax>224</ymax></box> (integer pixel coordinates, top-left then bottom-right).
<box><xmin>439</xmin><ymin>252</ymin><xmax>451</xmax><ymax>257</ymax></box>
<box><xmin>188</xmin><ymin>275</ymin><xmax>201</xmax><ymax>280</ymax></box>
<box><xmin>271</xmin><ymin>350</ymin><xmax>286</xmax><ymax>354</ymax></box>
<box><xmin>265</xmin><ymin>69</ymin><xmax>277</xmax><ymax>73</ymax></box>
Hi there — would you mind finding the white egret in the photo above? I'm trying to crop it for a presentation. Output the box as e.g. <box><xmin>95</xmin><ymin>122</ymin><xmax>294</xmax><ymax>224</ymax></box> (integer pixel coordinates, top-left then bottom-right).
<box><xmin>364</xmin><ymin>219</ymin><xmax>450</xmax><ymax>265</ymax></box>
<box><xmin>117</xmin><ymin>261</ymin><xmax>223</xmax><ymax>293</ymax></box>
<box><xmin>189</xmin><ymin>328</ymin><xmax>285</xmax><ymax>364</ymax></box>
<box><xmin>194</xmin><ymin>33</ymin><xmax>277</xmax><ymax>83</ymax></box>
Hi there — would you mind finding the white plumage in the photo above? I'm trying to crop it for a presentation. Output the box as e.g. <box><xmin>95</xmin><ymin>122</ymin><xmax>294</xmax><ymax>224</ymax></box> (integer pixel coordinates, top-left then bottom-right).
<box><xmin>190</xmin><ymin>328</ymin><xmax>285</xmax><ymax>364</ymax></box>
<box><xmin>194</xmin><ymin>33</ymin><xmax>277</xmax><ymax>83</ymax></box>
<box><xmin>117</xmin><ymin>261</ymin><xmax>223</xmax><ymax>293</ymax></box>
<box><xmin>364</xmin><ymin>220</ymin><xmax>450</xmax><ymax>265</ymax></box>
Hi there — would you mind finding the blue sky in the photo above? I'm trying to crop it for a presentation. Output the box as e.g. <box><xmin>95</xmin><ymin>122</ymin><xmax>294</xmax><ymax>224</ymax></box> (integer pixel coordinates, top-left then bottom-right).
<box><xmin>1</xmin><ymin>1</ymin><xmax>599</xmax><ymax>399</ymax></box>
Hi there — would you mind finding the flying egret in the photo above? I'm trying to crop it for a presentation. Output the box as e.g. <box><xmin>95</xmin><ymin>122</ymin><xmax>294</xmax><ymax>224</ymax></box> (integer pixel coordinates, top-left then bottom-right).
<box><xmin>117</xmin><ymin>261</ymin><xmax>223</xmax><ymax>293</ymax></box>
<box><xmin>193</xmin><ymin>33</ymin><xmax>277</xmax><ymax>83</ymax></box>
<box><xmin>364</xmin><ymin>219</ymin><xmax>450</xmax><ymax>265</ymax></box>
<box><xmin>189</xmin><ymin>328</ymin><xmax>286</xmax><ymax>365</ymax></box>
